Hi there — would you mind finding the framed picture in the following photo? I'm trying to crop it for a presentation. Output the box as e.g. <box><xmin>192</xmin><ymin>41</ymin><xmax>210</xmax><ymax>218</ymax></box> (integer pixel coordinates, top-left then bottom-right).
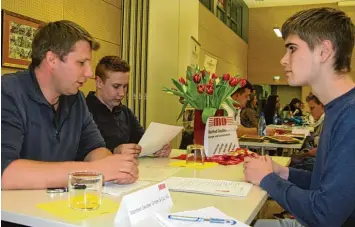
<box><xmin>1</xmin><ymin>10</ymin><xmax>44</xmax><ymax>69</ymax></box>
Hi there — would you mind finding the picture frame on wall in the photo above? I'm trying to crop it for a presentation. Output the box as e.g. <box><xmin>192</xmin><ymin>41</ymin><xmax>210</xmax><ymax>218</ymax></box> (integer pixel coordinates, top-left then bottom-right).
<box><xmin>1</xmin><ymin>10</ymin><xmax>44</xmax><ymax>69</ymax></box>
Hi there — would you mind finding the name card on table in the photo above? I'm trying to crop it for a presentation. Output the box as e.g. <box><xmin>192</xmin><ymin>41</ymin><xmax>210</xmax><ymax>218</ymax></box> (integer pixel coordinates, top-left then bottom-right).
<box><xmin>204</xmin><ymin>116</ymin><xmax>239</xmax><ymax>157</ymax></box>
<box><xmin>292</xmin><ymin>127</ymin><xmax>310</xmax><ymax>136</ymax></box>
<box><xmin>115</xmin><ymin>182</ymin><xmax>173</xmax><ymax>227</ymax></box>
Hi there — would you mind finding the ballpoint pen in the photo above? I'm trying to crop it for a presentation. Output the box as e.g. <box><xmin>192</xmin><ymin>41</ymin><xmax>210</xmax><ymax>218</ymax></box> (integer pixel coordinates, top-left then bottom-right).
<box><xmin>168</xmin><ymin>215</ymin><xmax>237</xmax><ymax>225</ymax></box>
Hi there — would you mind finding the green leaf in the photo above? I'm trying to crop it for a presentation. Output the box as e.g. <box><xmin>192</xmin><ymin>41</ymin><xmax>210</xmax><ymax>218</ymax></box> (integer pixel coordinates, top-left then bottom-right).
<box><xmin>172</xmin><ymin>79</ymin><xmax>185</xmax><ymax>93</ymax></box>
<box><xmin>202</xmin><ymin>107</ymin><xmax>217</xmax><ymax>124</ymax></box>
<box><xmin>177</xmin><ymin>102</ymin><xmax>188</xmax><ymax>121</ymax></box>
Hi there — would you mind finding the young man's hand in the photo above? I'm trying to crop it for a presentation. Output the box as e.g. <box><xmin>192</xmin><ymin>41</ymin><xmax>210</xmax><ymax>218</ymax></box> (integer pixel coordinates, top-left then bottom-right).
<box><xmin>153</xmin><ymin>143</ymin><xmax>172</xmax><ymax>157</ymax></box>
<box><xmin>114</xmin><ymin>144</ymin><xmax>142</xmax><ymax>157</ymax></box>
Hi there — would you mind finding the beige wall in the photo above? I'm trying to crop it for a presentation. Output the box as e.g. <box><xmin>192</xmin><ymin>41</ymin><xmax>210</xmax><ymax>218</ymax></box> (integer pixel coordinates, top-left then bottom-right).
<box><xmin>1</xmin><ymin>0</ymin><xmax>122</xmax><ymax>96</ymax></box>
<box><xmin>276</xmin><ymin>85</ymin><xmax>302</xmax><ymax>107</ymax></box>
<box><xmin>146</xmin><ymin>0</ymin><xmax>182</xmax><ymax>148</ymax></box>
<box><xmin>248</xmin><ymin>4</ymin><xmax>355</xmax><ymax>85</ymax></box>
<box><xmin>198</xmin><ymin>4</ymin><xmax>248</xmax><ymax>77</ymax></box>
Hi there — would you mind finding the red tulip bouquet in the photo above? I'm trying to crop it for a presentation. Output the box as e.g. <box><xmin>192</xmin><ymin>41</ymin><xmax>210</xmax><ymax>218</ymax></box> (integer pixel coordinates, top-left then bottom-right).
<box><xmin>163</xmin><ymin>66</ymin><xmax>246</xmax><ymax>124</ymax></box>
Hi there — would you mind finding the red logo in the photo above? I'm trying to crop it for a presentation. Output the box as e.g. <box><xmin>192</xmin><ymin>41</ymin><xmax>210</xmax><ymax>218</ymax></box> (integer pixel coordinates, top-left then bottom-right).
<box><xmin>158</xmin><ymin>184</ymin><xmax>166</xmax><ymax>190</ymax></box>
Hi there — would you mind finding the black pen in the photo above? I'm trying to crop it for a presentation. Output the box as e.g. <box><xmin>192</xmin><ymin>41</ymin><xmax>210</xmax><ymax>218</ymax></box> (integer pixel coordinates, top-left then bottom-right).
<box><xmin>46</xmin><ymin>184</ymin><xmax>87</xmax><ymax>193</ymax></box>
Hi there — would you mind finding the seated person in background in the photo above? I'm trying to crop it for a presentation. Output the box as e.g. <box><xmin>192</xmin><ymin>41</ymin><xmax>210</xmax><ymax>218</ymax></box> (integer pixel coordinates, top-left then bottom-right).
<box><xmin>1</xmin><ymin>21</ymin><xmax>138</xmax><ymax>190</ymax></box>
<box><xmin>264</xmin><ymin>95</ymin><xmax>281</xmax><ymax>125</ymax></box>
<box><xmin>86</xmin><ymin>56</ymin><xmax>171</xmax><ymax>157</ymax></box>
<box><xmin>292</xmin><ymin>94</ymin><xmax>325</xmax><ymax>168</ymax></box>
<box><xmin>240</xmin><ymin>93</ymin><xmax>258</xmax><ymax>128</ymax></box>
<box><xmin>224</xmin><ymin>80</ymin><xmax>274</xmax><ymax>137</ymax></box>
<box><xmin>282</xmin><ymin>98</ymin><xmax>303</xmax><ymax>117</ymax></box>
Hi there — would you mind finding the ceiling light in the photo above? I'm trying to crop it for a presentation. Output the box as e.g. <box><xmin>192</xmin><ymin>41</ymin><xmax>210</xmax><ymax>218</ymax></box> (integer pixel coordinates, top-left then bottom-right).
<box><xmin>273</xmin><ymin>27</ymin><xmax>282</xmax><ymax>38</ymax></box>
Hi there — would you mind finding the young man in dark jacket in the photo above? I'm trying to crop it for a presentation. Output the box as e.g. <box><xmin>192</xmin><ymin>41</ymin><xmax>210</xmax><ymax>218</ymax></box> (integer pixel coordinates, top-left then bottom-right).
<box><xmin>86</xmin><ymin>56</ymin><xmax>171</xmax><ymax>157</ymax></box>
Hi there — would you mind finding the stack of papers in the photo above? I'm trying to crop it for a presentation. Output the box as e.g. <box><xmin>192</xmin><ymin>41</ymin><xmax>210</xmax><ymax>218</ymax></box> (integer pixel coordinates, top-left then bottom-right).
<box><xmin>165</xmin><ymin>177</ymin><xmax>252</xmax><ymax>197</ymax></box>
<box><xmin>154</xmin><ymin>206</ymin><xmax>250</xmax><ymax>227</ymax></box>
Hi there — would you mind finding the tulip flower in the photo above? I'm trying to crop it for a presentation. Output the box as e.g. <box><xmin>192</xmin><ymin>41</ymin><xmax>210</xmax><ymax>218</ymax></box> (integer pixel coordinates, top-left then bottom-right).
<box><xmin>206</xmin><ymin>87</ymin><xmax>214</xmax><ymax>95</ymax></box>
<box><xmin>179</xmin><ymin>77</ymin><xmax>186</xmax><ymax>85</ymax></box>
<box><xmin>193</xmin><ymin>73</ymin><xmax>201</xmax><ymax>83</ymax></box>
<box><xmin>229</xmin><ymin>77</ymin><xmax>238</xmax><ymax>87</ymax></box>
<box><xmin>240</xmin><ymin>79</ymin><xmax>247</xmax><ymax>87</ymax></box>
<box><xmin>211</xmin><ymin>73</ymin><xmax>217</xmax><ymax>80</ymax></box>
<box><xmin>197</xmin><ymin>84</ymin><xmax>205</xmax><ymax>94</ymax></box>
<box><xmin>222</xmin><ymin>73</ymin><xmax>230</xmax><ymax>81</ymax></box>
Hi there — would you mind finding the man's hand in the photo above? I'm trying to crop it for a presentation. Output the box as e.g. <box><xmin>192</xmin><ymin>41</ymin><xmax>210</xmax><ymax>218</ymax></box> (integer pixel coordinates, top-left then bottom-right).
<box><xmin>113</xmin><ymin>144</ymin><xmax>142</xmax><ymax>157</ymax></box>
<box><xmin>153</xmin><ymin>143</ymin><xmax>172</xmax><ymax>157</ymax></box>
<box><xmin>91</xmin><ymin>154</ymin><xmax>139</xmax><ymax>184</ymax></box>
<box><xmin>244</xmin><ymin>155</ymin><xmax>273</xmax><ymax>185</ymax></box>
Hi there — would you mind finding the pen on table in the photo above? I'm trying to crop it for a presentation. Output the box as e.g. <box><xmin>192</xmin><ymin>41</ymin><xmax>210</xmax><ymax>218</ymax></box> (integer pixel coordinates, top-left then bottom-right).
<box><xmin>46</xmin><ymin>184</ymin><xmax>86</xmax><ymax>193</ymax></box>
<box><xmin>168</xmin><ymin>215</ymin><xmax>237</xmax><ymax>225</ymax></box>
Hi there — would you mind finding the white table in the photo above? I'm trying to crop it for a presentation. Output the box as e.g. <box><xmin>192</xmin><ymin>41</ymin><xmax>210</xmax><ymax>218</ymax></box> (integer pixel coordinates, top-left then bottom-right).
<box><xmin>239</xmin><ymin>139</ymin><xmax>305</xmax><ymax>156</ymax></box>
<box><xmin>2</xmin><ymin>150</ymin><xmax>290</xmax><ymax>227</ymax></box>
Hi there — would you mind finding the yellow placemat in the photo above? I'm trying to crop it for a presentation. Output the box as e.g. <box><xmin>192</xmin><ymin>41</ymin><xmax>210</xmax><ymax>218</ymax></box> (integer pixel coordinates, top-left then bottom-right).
<box><xmin>169</xmin><ymin>160</ymin><xmax>218</xmax><ymax>169</ymax></box>
<box><xmin>36</xmin><ymin>198</ymin><xmax>119</xmax><ymax>222</ymax></box>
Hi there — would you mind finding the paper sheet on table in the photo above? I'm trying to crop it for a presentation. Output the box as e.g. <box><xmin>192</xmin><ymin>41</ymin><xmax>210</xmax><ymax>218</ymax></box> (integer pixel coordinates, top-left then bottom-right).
<box><xmin>103</xmin><ymin>181</ymin><xmax>151</xmax><ymax>196</ymax></box>
<box><xmin>292</xmin><ymin>128</ymin><xmax>310</xmax><ymax>136</ymax></box>
<box><xmin>139</xmin><ymin>166</ymin><xmax>183</xmax><ymax>181</ymax></box>
<box><xmin>138</xmin><ymin>122</ymin><xmax>183</xmax><ymax>157</ymax></box>
<box><xmin>36</xmin><ymin>198</ymin><xmax>119</xmax><ymax>222</ymax></box>
<box><xmin>165</xmin><ymin>177</ymin><xmax>253</xmax><ymax>197</ymax></box>
<box><xmin>154</xmin><ymin>206</ymin><xmax>250</xmax><ymax>227</ymax></box>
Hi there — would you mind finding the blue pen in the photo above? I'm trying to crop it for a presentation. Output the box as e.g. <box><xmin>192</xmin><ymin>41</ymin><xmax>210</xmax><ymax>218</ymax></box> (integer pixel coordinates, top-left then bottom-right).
<box><xmin>168</xmin><ymin>215</ymin><xmax>237</xmax><ymax>225</ymax></box>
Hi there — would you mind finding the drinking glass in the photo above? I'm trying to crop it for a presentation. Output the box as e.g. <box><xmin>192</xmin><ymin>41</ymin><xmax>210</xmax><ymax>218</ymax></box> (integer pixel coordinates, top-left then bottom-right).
<box><xmin>68</xmin><ymin>171</ymin><xmax>103</xmax><ymax>210</ymax></box>
<box><xmin>186</xmin><ymin>144</ymin><xmax>206</xmax><ymax>166</ymax></box>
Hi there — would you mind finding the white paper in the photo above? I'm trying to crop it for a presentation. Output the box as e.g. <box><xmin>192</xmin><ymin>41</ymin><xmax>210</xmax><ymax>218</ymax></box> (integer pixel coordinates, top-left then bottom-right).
<box><xmin>139</xmin><ymin>166</ymin><xmax>183</xmax><ymax>182</ymax></box>
<box><xmin>203</xmin><ymin>54</ymin><xmax>218</xmax><ymax>74</ymax></box>
<box><xmin>115</xmin><ymin>182</ymin><xmax>173</xmax><ymax>227</ymax></box>
<box><xmin>165</xmin><ymin>177</ymin><xmax>252</xmax><ymax>197</ymax></box>
<box><xmin>292</xmin><ymin>128</ymin><xmax>310</xmax><ymax>136</ymax></box>
<box><xmin>204</xmin><ymin>116</ymin><xmax>239</xmax><ymax>157</ymax></box>
<box><xmin>139</xmin><ymin>122</ymin><xmax>183</xmax><ymax>157</ymax></box>
<box><xmin>154</xmin><ymin>206</ymin><xmax>250</xmax><ymax>227</ymax></box>
<box><xmin>103</xmin><ymin>181</ymin><xmax>151</xmax><ymax>196</ymax></box>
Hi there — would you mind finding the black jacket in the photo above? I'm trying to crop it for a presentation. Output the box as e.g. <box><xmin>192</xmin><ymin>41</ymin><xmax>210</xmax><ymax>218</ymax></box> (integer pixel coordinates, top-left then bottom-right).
<box><xmin>86</xmin><ymin>92</ymin><xmax>144</xmax><ymax>152</ymax></box>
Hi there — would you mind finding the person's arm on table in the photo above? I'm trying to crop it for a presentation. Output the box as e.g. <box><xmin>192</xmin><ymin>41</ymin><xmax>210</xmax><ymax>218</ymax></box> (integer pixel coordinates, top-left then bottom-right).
<box><xmin>1</xmin><ymin>93</ymin><xmax>138</xmax><ymax>190</ymax></box>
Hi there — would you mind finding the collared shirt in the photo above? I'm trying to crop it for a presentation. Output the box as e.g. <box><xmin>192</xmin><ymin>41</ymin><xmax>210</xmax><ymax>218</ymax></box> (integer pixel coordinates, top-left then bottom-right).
<box><xmin>86</xmin><ymin>92</ymin><xmax>145</xmax><ymax>152</ymax></box>
<box><xmin>222</xmin><ymin>103</ymin><xmax>241</xmax><ymax>126</ymax></box>
<box><xmin>1</xmin><ymin>66</ymin><xmax>106</xmax><ymax>175</ymax></box>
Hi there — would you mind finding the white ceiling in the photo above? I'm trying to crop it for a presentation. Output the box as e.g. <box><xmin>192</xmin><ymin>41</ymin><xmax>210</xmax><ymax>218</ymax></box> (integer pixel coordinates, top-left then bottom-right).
<box><xmin>244</xmin><ymin>0</ymin><xmax>353</xmax><ymax>8</ymax></box>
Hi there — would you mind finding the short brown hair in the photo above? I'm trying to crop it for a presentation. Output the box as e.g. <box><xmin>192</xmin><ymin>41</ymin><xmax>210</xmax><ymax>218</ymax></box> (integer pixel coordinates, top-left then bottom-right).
<box><xmin>306</xmin><ymin>94</ymin><xmax>322</xmax><ymax>106</ymax></box>
<box><xmin>95</xmin><ymin>56</ymin><xmax>130</xmax><ymax>81</ymax></box>
<box><xmin>281</xmin><ymin>7</ymin><xmax>355</xmax><ymax>73</ymax></box>
<box><xmin>31</xmin><ymin>20</ymin><xmax>99</xmax><ymax>67</ymax></box>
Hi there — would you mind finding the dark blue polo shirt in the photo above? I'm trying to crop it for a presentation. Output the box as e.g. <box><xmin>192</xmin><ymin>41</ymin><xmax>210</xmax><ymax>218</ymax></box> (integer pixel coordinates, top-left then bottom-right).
<box><xmin>261</xmin><ymin>88</ymin><xmax>355</xmax><ymax>227</ymax></box>
<box><xmin>1</xmin><ymin>66</ymin><xmax>106</xmax><ymax>175</ymax></box>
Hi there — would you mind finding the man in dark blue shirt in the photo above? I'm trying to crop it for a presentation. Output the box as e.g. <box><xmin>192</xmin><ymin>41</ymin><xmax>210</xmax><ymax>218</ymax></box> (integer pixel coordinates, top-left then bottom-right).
<box><xmin>1</xmin><ymin>21</ymin><xmax>138</xmax><ymax>190</ymax></box>
<box><xmin>244</xmin><ymin>8</ymin><xmax>355</xmax><ymax>227</ymax></box>
<box><xmin>86</xmin><ymin>56</ymin><xmax>171</xmax><ymax>157</ymax></box>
